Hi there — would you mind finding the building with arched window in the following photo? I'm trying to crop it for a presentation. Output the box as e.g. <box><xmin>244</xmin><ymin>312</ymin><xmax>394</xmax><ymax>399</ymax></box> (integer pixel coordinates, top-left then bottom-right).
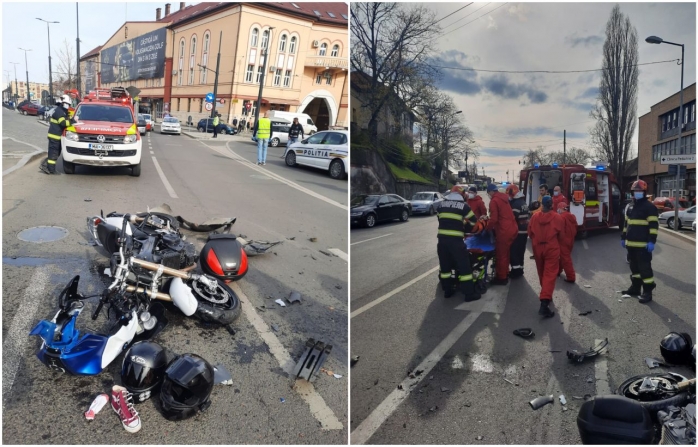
<box><xmin>80</xmin><ymin>2</ymin><xmax>348</xmax><ymax>130</ymax></box>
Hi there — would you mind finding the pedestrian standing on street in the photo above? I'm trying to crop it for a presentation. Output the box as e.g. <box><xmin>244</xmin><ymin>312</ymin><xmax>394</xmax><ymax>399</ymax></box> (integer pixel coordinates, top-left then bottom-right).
<box><xmin>246</xmin><ymin>119</ymin><xmax>252</xmax><ymax>133</ymax></box>
<box><xmin>288</xmin><ymin>117</ymin><xmax>304</xmax><ymax>146</ymax></box>
<box><xmin>41</xmin><ymin>94</ymin><xmax>75</xmax><ymax>175</ymax></box>
<box><xmin>253</xmin><ymin>113</ymin><xmax>271</xmax><ymax>165</ymax></box>
<box><xmin>233</xmin><ymin>116</ymin><xmax>238</xmax><ymax>131</ymax></box>
<box><xmin>557</xmin><ymin>202</ymin><xmax>577</xmax><ymax>283</ymax></box>
<box><xmin>212</xmin><ymin>113</ymin><xmax>220</xmax><ymax>138</ymax></box>
<box><xmin>239</xmin><ymin>118</ymin><xmax>246</xmax><ymax>134</ymax></box>
<box><xmin>621</xmin><ymin>180</ymin><xmax>659</xmax><ymax>303</ymax></box>
<box><xmin>553</xmin><ymin>185</ymin><xmax>569</xmax><ymax>209</ymax></box>
<box><xmin>527</xmin><ymin>196</ymin><xmax>564</xmax><ymax>317</ymax></box>
<box><xmin>466</xmin><ymin>186</ymin><xmax>487</xmax><ymax>219</ymax></box>
<box><xmin>506</xmin><ymin>184</ymin><xmax>529</xmax><ymax>279</ymax></box>
<box><xmin>485</xmin><ymin>183</ymin><xmax>518</xmax><ymax>285</ymax></box>
<box><xmin>437</xmin><ymin>185</ymin><xmax>481</xmax><ymax>302</ymax></box>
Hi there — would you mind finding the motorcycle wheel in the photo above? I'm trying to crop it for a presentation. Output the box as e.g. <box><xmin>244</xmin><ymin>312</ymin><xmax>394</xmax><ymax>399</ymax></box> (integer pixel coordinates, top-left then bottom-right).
<box><xmin>616</xmin><ymin>373</ymin><xmax>692</xmax><ymax>413</ymax></box>
<box><xmin>190</xmin><ymin>277</ymin><xmax>241</xmax><ymax>325</ymax></box>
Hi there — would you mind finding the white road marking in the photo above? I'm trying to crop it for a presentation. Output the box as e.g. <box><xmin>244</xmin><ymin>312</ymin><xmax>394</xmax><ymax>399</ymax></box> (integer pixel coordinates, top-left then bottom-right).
<box><xmin>351</xmin><ymin>266</ymin><xmax>440</xmax><ymax>318</ymax></box>
<box><xmin>582</xmin><ymin>240</ymin><xmax>589</xmax><ymax>249</ymax></box>
<box><xmin>328</xmin><ymin>248</ymin><xmax>348</xmax><ymax>261</ymax></box>
<box><xmin>3</xmin><ymin>268</ymin><xmax>50</xmax><ymax>400</ymax></box>
<box><xmin>151</xmin><ymin>156</ymin><xmax>179</xmax><ymax>199</ymax></box>
<box><xmin>351</xmin><ymin>233</ymin><xmax>393</xmax><ymax>246</ymax></box>
<box><xmin>149</xmin><ymin>151</ymin><xmax>154</xmax><ymax>155</ymax></box>
<box><xmin>454</xmin><ymin>282</ymin><xmax>509</xmax><ymax>313</ymax></box>
<box><xmin>230</xmin><ymin>283</ymin><xmax>343</xmax><ymax>430</ymax></box>
<box><xmin>199</xmin><ymin>140</ymin><xmax>347</xmax><ymax>210</ymax></box>
<box><xmin>350</xmin><ymin>311</ymin><xmax>482</xmax><ymax>444</ymax></box>
<box><xmin>594</xmin><ymin>338</ymin><xmax>611</xmax><ymax>395</ymax></box>
<box><xmin>2</xmin><ymin>136</ymin><xmax>44</xmax><ymax>177</ymax></box>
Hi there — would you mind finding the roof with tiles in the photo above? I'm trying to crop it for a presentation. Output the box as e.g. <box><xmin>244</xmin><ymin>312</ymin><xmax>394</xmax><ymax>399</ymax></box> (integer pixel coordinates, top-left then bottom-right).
<box><xmin>80</xmin><ymin>45</ymin><xmax>103</xmax><ymax>61</ymax></box>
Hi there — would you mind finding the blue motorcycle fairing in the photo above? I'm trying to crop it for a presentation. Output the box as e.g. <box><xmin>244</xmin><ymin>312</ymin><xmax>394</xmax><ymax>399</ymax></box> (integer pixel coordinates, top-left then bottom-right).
<box><xmin>29</xmin><ymin>315</ymin><xmax>81</xmax><ymax>350</ymax></box>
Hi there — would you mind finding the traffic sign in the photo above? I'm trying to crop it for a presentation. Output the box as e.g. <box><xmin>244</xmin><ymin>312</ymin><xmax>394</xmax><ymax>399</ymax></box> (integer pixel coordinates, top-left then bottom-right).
<box><xmin>205</xmin><ymin>93</ymin><xmax>214</xmax><ymax>103</ymax></box>
<box><xmin>205</xmin><ymin>102</ymin><xmax>213</xmax><ymax>111</ymax></box>
<box><xmin>660</xmin><ymin>154</ymin><xmax>695</xmax><ymax>165</ymax></box>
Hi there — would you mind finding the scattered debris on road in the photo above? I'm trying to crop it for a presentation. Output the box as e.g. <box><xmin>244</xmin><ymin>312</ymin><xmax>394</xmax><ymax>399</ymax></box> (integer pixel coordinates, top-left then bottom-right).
<box><xmin>559</xmin><ymin>395</ymin><xmax>567</xmax><ymax>405</ymax></box>
<box><xmin>271</xmin><ymin>324</ymin><xmax>280</xmax><ymax>332</ymax></box>
<box><xmin>504</xmin><ymin>378</ymin><xmax>516</xmax><ymax>386</ymax></box>
<box><xmin>275</xmin><ymin>299</ymin><xmax>286</xmax><ymax>307</ymax></box>
<box><xmin>333</xmin><ymin>374</ymin><xmax>342</xmax><ymax>379</ymax></box>
<box><xmin>293</xmin><ymin>339</ymin><xmax>332</xmax><ymax>382</ymax></box>
<box><xmin>280</xmin><ymin>398</ymin><xmax>285</xmax><ymax>403</ymax></box>
<box><xmin>84</xmin><ymin>198</ymin><xmax>92</xmax><ymax>202</ymax></box>
<box><xmin>584</xmin><ymin>285</ymin><xmax>591</xmax><ymax>288</ymax></box>
<box><xmin>530</xmin><ymin>395</ymin><xmax>554</xmax><ymax>410</ymax></box>
<box><xmin>351</xmin><ymin>356</ymin><xmax>360</xmax><ymax>367</ymax></box>
<box><xmin>513</xmin><ymin>328</ymin><xmax>535</xmax><ymax>338</ymax></box>
<box><xmin>567</xmin><ymin>338</ymin><xmax>609</xmax><ymax>363</ymax></box>
<box><xmin>441</xmin><ymin>386</ymin><xmax>450</xmax><ymax>392</ymax></box>
<box><xmin>287</xmin><ymin>292</ymin><xmax>302</xmax><ymax>304</ymax></box>
<box><xmin>309</xmin><ymin>237</ymin><xmax>317</xmax><ymax>242</ymax></box>
<box><xmin>579</xmin><ymin>311</ymin><xmax>592</xmax><ymax>316</ymax></box>
<box><xmin>645</xmin><ymin>357</ymin><xmax>670</xmax><ymax>369</ymax></box>
<box><xmin>397</xmin><ymin>385</ymin><xmax>403</xmax><ymax>390</ymax></box>
<box><xmin>243</xmin><ymin>240</ymin><xmax>282</xmax><ymax>256</ymax></box>
<box><xmin>476</xmin><ymin>435</ymin><xmax>484</xmax><ymax>441</ymax></box>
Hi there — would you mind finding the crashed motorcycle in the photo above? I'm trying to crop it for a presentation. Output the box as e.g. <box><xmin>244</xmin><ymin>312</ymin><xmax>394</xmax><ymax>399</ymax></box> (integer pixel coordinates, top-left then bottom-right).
<box><xmin>29</xmin><ymin>275</ymin><xmax>168</xmax><ymax>375</ymax></box>
<box><xmin>92</xmin><ymin>214</ymin><xmax>243</xmax><ymax>326</ymax></box>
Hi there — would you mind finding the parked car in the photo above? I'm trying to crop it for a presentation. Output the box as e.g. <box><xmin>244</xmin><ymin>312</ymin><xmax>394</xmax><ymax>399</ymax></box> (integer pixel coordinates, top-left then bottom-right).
<box><xmin>18</xmin><ymin>102</ymin><xmax>41</xmax><ymax>116</ymax></box>
<box><xmin>693</xmin><ymin>220</ymin><xmax>696</xmax><ymax>232</ymax></box>
<box><xmin>136</xmin><ymin>116</ymin><xmax>147</xmax><ymax>136</ymax></box>
<box><xmin>142</xmin><ymin>113</ymin><xmax>153</xmax><ymax>131</ymax></box>
<box><xmin>351</xmin><ymin>194</ymin><xmax>413</xmax><ymax>228</ymax></box>
<box><xmin>659</xmin><ymin>206</ymin><xmax>696</xmax><ymax>230</ymax></box>
<box><xmin>37</xmin><ymin>105</ymin><xmax>48</xmax><ymax>117</ymax></box>
<box><xmin>160</xmin><ymin>116</ymin><xmax>181</xmax><ymax>135</ymax></box>
<box><xmin>652</xmin><ymin>196</ymin><xmax>690</xmax><ymax>212</ymax></box>
<box><xmin>282</xmin><ymin>130</ymin><xmax>348</xmax><ymax>180</ymax></box>
<box><xmin>410</xmin><ymin>191</ymin><xmax>444</xmax><ymax>215</ymax></box>
<box><xmin>266</xmin><ymin>110</ymin><xmax>317</xmax><ymax>135</ymax></box>
<box><xmin>250</xmin><ymin>119</ymin><xmax>292</xmax><ymax>147</ymax></box>
<box><xmin>196</xmin><ymin>118</ymin><xmax>237</xmax><ymax>135</ymax></box>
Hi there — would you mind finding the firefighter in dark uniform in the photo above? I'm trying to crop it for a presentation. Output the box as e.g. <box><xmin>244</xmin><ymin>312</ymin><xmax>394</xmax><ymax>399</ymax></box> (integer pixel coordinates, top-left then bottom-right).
<box><xmin>621</xmin><ymin>180</ymin><xmax>659</xmax><ymax>303</ymax></box>
<box><xmin>437</xmin><ymin>185</ymin><xmax>481</xmax><ymax>302</ymax></box>
<box><xmin>506</xmin><ymin>184</ymin><xmax>529</xmax><ymax>279</ymax></box>
<box><xmin>41</xmin><ymin>94</ymin><xmax>74</xmax><ymax>175</ymax></box>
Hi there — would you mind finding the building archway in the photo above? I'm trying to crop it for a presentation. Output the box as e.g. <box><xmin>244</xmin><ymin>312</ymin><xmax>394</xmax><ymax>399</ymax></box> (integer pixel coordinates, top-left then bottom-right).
<box><xmin>298</xmin><ymin>89</ymin><xmax>337</xmax><ymax>131</ymax></box>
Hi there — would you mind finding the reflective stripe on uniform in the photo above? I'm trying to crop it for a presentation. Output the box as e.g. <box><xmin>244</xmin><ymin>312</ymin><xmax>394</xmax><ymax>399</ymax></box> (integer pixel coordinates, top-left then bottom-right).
<box><xmin>47</xmin><ymin>160</ymin><xmax>56</xmax><ymax>164</ymax></box>
<box><xmin>649</xmin><ymin>229</ymin><xmax>658</xmax><ymax>235</ymax></box>
<box><xmin>626</xmin><ymin>241</ymin><xmax>648</xmax><ymax>248</ymax></box>
<box><xmin>438</xmin><ymin>229</ymin><xmax>465</xmax><ymax>237</ymax></box>
<box><xmin>458</xmin><ymin>274</ymin><xmax>473</xmax><ymax>282</ymax></box>
<box><xmin>632</xmin><ymin>274</ymin><xmax>641</xmax><ymax>278</ymax></box>
<box><xmin>586</xmin><ymin>200</ymin><xmax>599</xmax><ymax>206</ymax></box>
<box><xmin>465</xmin><ymin>211</ymin><xmax>475</xmax><ymax>219</ymax></box>
<box><xmin>646</xmin><ymin>216</ymin><xmax>659</xmax><ymax>222</ymax></box>
<box><xmin>438</xmin><ymin>212</ymin><xmax>464</xmax><ymax>221</ymax></box>
<box><xmin>440</xmin><ymin>272</ymin><xmax>452</xmax><ymax>279</ymax></box>
<box><xmin>627</xmin><ymin>219</ymin><xmax>648</xmax><ymax>225</ymax></box>
<box><xmin>518</xmin><ymin>230</ymin><xmax>528</xmax><ymax>234</ymax></box>
<box><xmin>511</xmin><ymin>208</ymin><xmax>521</xmax><ymax>212</ymax></box>
<box><xmin>642</xmin><ymin>277</ymin><xmax>655</xmax><ymax>284</ymax></box>
<box><xmin>48</xmin><ymin>134</ymin><xmax>61</xmax><ymax>140</ymax></box>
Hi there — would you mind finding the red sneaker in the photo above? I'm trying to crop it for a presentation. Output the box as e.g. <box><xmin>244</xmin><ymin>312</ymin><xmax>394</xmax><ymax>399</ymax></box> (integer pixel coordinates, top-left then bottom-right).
<box><xmin>110</xmin><ymin>385</ymin><xmax>141</xmax><ymax>433</ymax></box>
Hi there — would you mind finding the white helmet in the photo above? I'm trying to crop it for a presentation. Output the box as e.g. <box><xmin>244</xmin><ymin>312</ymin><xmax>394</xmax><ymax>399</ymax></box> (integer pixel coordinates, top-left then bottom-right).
<box><xmin>60</xmin><ymin>94</ymin><xmax>72</xmax><ymax>107</ymax></box>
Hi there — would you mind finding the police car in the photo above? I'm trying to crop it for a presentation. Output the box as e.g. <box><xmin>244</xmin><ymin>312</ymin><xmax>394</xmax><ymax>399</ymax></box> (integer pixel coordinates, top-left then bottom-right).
<box><xmin>283</xmin><ymin>130</ymin><xmax>348</xmax><ymax>180</ymax></box>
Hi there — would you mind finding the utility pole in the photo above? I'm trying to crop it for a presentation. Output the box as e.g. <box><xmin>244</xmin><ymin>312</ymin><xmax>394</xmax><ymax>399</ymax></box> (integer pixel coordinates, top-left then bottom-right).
<box><xmin>210</xmin><ymin>31</ymin><xmax>222</xmax><ymax>119</ymax></box>
<box><xmin>76</xmin><ymin>3</ymin><xmax>81</xmax><ymax>98</ymax></box>
<box><xmin>10</xmin><ymin>62</ymin><xmax>19</xmax><ymax>104</ymax></box>
<box><xmin>19</xmin><ymin>48</ymin><xmax>32</xmax><ymax>102</ymax></box>
<box><xmin>255</xmin><ymin>27</ymin><xmax>274</xmax><ymax>124</ymax></box>
<box><xmin>36</xmin><ymin>18</ymin><xmax>58</xmax><ymax>102</ymax></box>
<box><xmin>563</xmin><ymin>129</ymin><xmax>566</xmax><ymax>165</ymax></box>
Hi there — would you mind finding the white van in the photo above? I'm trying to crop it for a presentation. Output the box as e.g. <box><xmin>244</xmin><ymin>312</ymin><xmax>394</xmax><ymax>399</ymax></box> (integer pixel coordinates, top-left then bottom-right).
<box><xmin>266</xmin><ymin>111</ymin><xmax>318</xmax><ymax>135</ymax></box>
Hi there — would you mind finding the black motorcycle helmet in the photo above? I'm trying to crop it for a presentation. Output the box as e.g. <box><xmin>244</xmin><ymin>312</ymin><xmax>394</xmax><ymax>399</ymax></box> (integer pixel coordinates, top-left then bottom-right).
<box><xmin>121</xmin><ymin>341</ymin><xmax>170</xmax><ymax>402</ymax></box>
<box><xmin>660</xmin><ymin>332</ymin><xmax>694</xmax><ymax>365</ymax></box>
<box><xmin>159</xmin><ymin>354</ymin><xmax>214</xmax><ymax>421</ymax></box>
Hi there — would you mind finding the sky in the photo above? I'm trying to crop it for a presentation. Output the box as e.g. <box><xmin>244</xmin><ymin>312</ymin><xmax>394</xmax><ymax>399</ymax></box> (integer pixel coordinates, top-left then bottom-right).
<box><xmin>412</xmin><ymin>2</ymin><xmax>696</xmax><ymax>183</ymax></box>
<box><xmin>2</xmin><ymin>2</ymin><xmax>166</xmax><ymax>86</ymax></box>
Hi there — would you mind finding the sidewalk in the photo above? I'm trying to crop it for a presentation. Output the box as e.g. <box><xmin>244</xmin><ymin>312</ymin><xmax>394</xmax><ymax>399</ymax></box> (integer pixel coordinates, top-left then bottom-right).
<box><xmin>2</xmin><ymin>137</ymin><xmax>45</xmax><ymax>176</ymax></box>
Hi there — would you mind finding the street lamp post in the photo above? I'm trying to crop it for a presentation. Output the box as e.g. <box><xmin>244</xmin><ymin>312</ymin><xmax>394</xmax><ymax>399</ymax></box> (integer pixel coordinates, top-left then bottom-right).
<box><xmin>36</xmin><ymin>18</ymin><xmax>59</xmax><ymax>102</ymax></box>
<box><xmin>19</xmin><ymin>48</ymin><xmax>32</xmax><ymax>102</ymax></box>
<box><xmin>646</xmin><ymin>35</ymin><xmax>684</xmax><ymax>232</ymax></box>
<box><xmin>255</xmin><ymin>27</ymin><xmax>275</xmax><ymax>124</ymax></box>
<box><xmin>9</xmin><ymin>62</ymin><xmax>19</xmax><ymax>104</ymax></box>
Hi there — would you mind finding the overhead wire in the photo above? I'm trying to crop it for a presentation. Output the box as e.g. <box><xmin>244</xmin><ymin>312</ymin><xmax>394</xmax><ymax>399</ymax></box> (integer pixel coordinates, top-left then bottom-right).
<box><xmin>434</xmin><ymin>3</ymin><xmax>473</xmax><ymax>26</ymax></box>
<box><xmin>443</xmin><ymin>2</ymin><xmax>509</xmax><ymax>37</ymax></box>
<box><xmin>432</xmin><ymin>59</ymin><xmax>680</xmax><ymax>74</ymax></box>
<box><xmin>439</xmin><ymin>2</ymin><xmax>489</xmax><ymax>30</ymax></box>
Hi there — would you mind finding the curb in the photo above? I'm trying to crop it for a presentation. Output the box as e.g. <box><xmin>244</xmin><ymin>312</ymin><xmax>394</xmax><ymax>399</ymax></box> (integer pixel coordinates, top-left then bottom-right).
<box><xmin>658</xmin><ymin>225</ymin><xmax>696</xmax><ymax>244</ymax></box>
<box><xmin>2</xmin><ymin>137</ymin><xmax>45</xmax><ymax>177</ymax></box>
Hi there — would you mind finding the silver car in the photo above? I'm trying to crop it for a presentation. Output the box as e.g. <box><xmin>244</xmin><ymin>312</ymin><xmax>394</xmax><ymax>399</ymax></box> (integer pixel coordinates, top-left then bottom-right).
<box><xmin>160</xmin><ymin>116</ymin><xmax>181</xmax><ymax>135</ymax></box>
<box><xmin>659</xmin><ymin>206</ymin><xmax>696</xmax><ymax>230</ymax></box>
<box><xmin>410</xmin><ymin>192</ymin><xmax>444</xmax><ymax>215</ymax></box>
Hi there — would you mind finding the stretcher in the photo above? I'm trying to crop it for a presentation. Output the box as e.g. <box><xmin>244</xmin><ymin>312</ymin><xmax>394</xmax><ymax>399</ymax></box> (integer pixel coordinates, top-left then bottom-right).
<box><xmin>465</xmin><ymin>232</ymin><xmax>497</xmax><ymax>294</ymax></box>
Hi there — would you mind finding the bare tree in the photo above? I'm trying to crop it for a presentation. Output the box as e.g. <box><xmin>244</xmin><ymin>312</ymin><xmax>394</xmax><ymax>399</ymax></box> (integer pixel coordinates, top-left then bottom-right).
<box><xmin>54</xmin><ymin>39</ymin><xmax>77</xmax><ymax>92</ymax></box>
<box><xmin>351</xmin><ymin>2</ymin><xmax>441</xmax><ymax>142</ymax></box>
<box><xmin>589</xmin><ymin>4</ymin><xmax>639</xmax><ymax>187</ymax></box>
<box><xmin>523</xmin><ymin>146</ymin><xmax>593</xmax><ymax>167</ymax></box>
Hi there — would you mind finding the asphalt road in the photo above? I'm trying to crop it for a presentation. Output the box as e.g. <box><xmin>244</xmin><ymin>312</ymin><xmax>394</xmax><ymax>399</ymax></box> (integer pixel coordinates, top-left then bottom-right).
<box><xmin>2</xmin><ymin>108</ymin><xmax>348</xmax><ymax>444</ymax></box>
<box><xmin>350</xmin><ymin>192</ymin><xmax>696</xmax><ymax>445</ymax></box>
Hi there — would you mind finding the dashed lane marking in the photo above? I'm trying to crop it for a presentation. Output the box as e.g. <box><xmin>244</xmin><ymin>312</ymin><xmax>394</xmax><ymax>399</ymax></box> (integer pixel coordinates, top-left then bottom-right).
<box><xmin>151</xmin><ymin>156</ymin><xmax>179</xmax><ymax>199</ymax></box>
<box><xmin>351</xmin><ymin>233</ymin><xmax>393</xmax><ymax>246</ymax></box>
<box><xmin>328</xmin><ymin>248</ymin><xmax>348</xmax><ymax>262</ymax></box>
<box><xmin>582</xmin><ymin>240</ymin><xmax>589</xmax><ymax>249</ymax></box>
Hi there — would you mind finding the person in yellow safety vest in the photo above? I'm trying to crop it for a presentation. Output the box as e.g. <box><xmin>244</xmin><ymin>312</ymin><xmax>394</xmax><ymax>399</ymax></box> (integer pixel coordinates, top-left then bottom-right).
<box><xmin>40</xmin><ymin>94</ymin><xmax>75</xmax><ymax>175</ymax></box>
<box><xmin>212</xmin><ymin>113</ymin><xmax>220</xmax><ymax>138</ymax></box>
<box><xmin>253</xmin><ymin>112</ymin><xmax>271</xmax><ymax>165</ymax></box>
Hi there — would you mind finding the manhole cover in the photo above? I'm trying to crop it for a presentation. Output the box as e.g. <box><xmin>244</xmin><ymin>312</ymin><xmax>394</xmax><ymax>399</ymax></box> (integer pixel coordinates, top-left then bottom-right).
<box><xmin>17</xmin><ymin>226</ymin><xmax>69</xmax><ymax>243</ymax></box>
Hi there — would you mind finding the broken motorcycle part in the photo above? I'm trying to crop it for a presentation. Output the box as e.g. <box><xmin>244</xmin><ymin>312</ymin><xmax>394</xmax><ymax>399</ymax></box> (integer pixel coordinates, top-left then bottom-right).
<box><xmin>645</xmin><ymin>357</ymin><xmax>671</xmax><ymax>369</ymax></box>
<box><xmin>293</xmin><ymin>339</ymin><xmax>332</xmax><ymax>382</ymax></box>
<box><xmin>567</xmin><ymin>338</ymin><xmax>608</xmax><ymax>363</ymax></box>
<box><xmin>287</xmin><ymin>292</ymin><xmax>302</xmax><ymax>304</ymax></box>
<box><xmin>617</xmin><ymin>373</ymin><xmax>695</xmax><ymax>411</ymax></box>
<box><xmin>577</xmin><ymin>395</ymin><xmax>655</xmax><ymax>445</ymax></box>
<box><xmin>513</xmin><ymin>328</ymin><xmax>535</xmax><ymax>338</ymax></box>
<box><xmin>530</xmin><ymin>395</ymin><xmax>555</xmax><ymax>410</ymax></box>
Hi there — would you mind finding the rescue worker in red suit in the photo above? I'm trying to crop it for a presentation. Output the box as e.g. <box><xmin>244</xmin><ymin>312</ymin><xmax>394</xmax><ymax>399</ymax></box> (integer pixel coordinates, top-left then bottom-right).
<box><xmin>527</xmin><ymin>195</ymin><xmax>564</xmax><ymax>317</ymax></box>
<box><xmin>485</xmin><ymin>183</ymin><xmax>518</xmax><ymax>285</ymax></box>
<box><xmin>552</xmin><ymin>185</ymin><xmax>569</xmax><ymax>210</ymax></box>
<box><xmin>557</xmin><ymin>202</ymin><xmax>577</xmax><ymax>283</ymax></box>
<box><xmin>466</xmin><ymin>186</ymin><xmax>487</xmax><ymax>219</ymax></box>
<box><xmin>437</xmin><ymin>185</ymin><xmax>481</xmax><ymax>301</ymax></box>
<box><xmin>506</xmin><ymin>184</ymin><xmax>529</xmax><ymax>279</ymax></box>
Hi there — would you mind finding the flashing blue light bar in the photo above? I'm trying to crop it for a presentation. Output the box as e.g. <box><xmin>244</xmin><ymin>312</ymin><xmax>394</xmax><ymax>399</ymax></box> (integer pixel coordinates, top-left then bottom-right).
<box><xmin>502</xmin><ymin>181</ymin><xmax>508</xmax><ymax>185</ymax></box>
<box><xmin>552</xmin><ymin>162</ymin><xmax>559</xmax><ymax>168</ymax></box>
<box><xmin>534</xmin><ymin>163</ymin><xmax>540</xmax><ymax>168</ymax></box>
<box><xmin>596</xmin><ymin>165</ymin><xmax>605</xmax><ymax>171</ymax></box>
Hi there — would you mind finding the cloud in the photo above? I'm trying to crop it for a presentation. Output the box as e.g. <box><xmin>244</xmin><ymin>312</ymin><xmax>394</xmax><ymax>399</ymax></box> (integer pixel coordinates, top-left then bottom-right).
<box><xmin>652</xmin><ymin>79</ymin><xmax>667</xmax><ymax>87</ymax></box>
<box><xmin>578</xmin><ymin>87</ymin><xmax>599</xmax><ymax>99</ymax></box>
<box><xmin>429</xmin><ymin>51</ymin><xmax>481</xmax><ymax>95</ymax></box>
<box><xmin>480</xmin><ymin>148</ymin><xmax>529</xmax><ymax>158</ymax></box>
<box><xmin>487</xmin><ymin>16</ymin><xmax>497</xmax><ymax>29</ymax></box>
<box><xmin>506</xmin><ymin>4</ymin><xmax>529</xmax><ymax>21</ymax></box>
<box><xmin>504</xmin><ymin>127</ymin><xmax>587</xmax><ymax>139</ymax></box>
<box><xmin>565</xmin><ymin>34</ymin><xmax>604</xmax><ymax>48</ymax></box>
<box><xmin>481</xmin><ymin>75</ymin><xmax>548</xmax><ymax>103</ymax></box>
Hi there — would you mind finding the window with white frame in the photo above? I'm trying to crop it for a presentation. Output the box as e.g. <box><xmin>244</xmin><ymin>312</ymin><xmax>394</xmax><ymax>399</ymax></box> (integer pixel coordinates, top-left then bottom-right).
<box><xmin>256</xmin><ymin>65</ymin><xmax>264</xmax><ymax>84</ymax></box>
<box><xmin>189</xmin><ymin>36</ymin><xmax>197</xmax><ymax>85</ymax></box>
<box><xmin>178</xmin><ymin>39</ymin><xmax>185</xmax><ymax>86</ymax></box>
<box><xmin>289</xmin><ymin>36</ymin><xmax>297</xmax><ymax>53</ymax></box>
<box><xmin>316</xmin><ymin>73</ymin><xmax>322</xmax><ymax>84</ymax></box>
<box><xmin>283</xmin><ymin>70</ymin><xmax>291</xmax><ymax>87</ymax></box>
<box><xmin>324</xmin><ymin>71</ymin><xmax>332</xmax><ymax>85</ymax></box>
<box><xmin>201</xmin><ymin>33</ymin><xmax>210</xmax><ymax>84</ymax></box>
<box><xmin>331</xmin><ymin>44</ymin><xmax>339</xmax><ymax>57</ymax></box>
<box><xmin>273</xmin><ymin>69</ymin><xmax>282</xmax><ymax>86</ymax></box>
<box><xmin>261</xmin><ymin>29</ymin><xmax>269</xmax><ymax>49</ymax></box>
<box><xmin>251</xmin><ymin>28</ymin><xmax>259</xmax><ymax>47</ymax></box>
<box><xmin>319</xmin><ymin>42</ymin><xmax>327</xmax><ymax>56</ymax></box>
<box><xmin>245</xmin><ymin>64</ymin><xmax>254</xmax><ymax>82</ymax></box>
<box><xmin>279</xmin><ymin>34</ymin><xmax>287</xmax><ymax>52</ymax></box>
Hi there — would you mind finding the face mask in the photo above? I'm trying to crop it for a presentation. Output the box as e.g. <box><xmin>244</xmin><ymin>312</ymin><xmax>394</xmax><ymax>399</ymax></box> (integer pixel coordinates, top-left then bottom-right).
<box><xmin>634</xmin><ymin>192</ymin><xmax>644</xmax><ymax>200</ymax></box>
<box><xmin>468</xmin><ymin>193</ymin><xmax>475</xmax><ymax>199</ymax></box>
<box><xmin>554</xmin><ymin>191</ymin><xmax>560</xmax><ymax>196</ymax></box>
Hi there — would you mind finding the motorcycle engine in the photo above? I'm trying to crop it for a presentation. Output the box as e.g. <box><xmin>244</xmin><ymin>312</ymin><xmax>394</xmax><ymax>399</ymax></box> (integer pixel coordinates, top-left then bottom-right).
<box><xmin>156</xmin><ymin>233</ymin><xmax>197</xmax><ymax>269</ymax></box>
<box><xmin>659</xmin><ymin>403</ymin><xmax>696</xmax><ymax>445</ymax></box>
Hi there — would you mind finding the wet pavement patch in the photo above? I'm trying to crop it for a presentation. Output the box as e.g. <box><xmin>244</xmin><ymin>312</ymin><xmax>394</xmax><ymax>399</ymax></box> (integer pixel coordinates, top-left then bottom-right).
<box><xmin>17</xmin><ymin>226</ymin><xmax>68</xmax><ymax>243</ymax></box>
<box><xmin>2</xmin><ymin>257</ymin><xmax>55</xmax><ymax>267</ymax></box>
